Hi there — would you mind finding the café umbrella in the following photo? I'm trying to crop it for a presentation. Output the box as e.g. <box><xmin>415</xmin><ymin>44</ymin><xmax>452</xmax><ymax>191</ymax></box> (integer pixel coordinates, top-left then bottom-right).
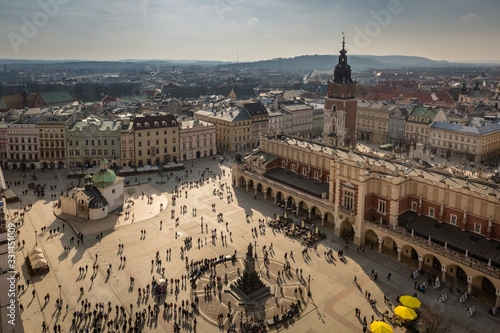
<box><xmin>394</xmin><ymin>305</ymin><xmax>417</xmax><ymax>320</ymax></box>
<box><xmin>370</xmin><ymin>321</ymin><xmax>393</xmax><ymax>333</ymax></box>
<box><xmin>399</xmin><ymin>295</ymin><xmax>421</xmax><ymax>309</ymax></box>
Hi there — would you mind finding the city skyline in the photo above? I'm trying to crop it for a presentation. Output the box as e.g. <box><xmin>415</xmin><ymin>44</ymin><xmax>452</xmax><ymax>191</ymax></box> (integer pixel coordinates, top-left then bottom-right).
<box><xmin>0</xmin><ymin>0</ymin><xmax>499</xmax><ymax>62</ymax></box>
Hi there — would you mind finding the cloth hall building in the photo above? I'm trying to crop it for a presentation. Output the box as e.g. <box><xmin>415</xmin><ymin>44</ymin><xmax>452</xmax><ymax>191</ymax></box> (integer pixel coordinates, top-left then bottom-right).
<box><xmin>232</xmin><ymin>136</ymin><xmax>500</xmax><ymax>308</ymax></box>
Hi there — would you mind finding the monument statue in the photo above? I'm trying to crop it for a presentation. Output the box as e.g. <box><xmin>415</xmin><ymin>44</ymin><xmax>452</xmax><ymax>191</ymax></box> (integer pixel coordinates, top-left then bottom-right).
<box><xmin>246</xmin><ymin>243</ymin><xmax>253</xmax><ymax>258</ymax></box>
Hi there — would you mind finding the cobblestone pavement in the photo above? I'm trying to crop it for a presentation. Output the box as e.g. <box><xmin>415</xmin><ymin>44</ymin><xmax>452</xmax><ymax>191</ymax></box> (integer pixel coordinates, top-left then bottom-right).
<box><xmin>4</xmin><ymin>154</ymin><xmax>500</xmax><ymax>332</ymax></box>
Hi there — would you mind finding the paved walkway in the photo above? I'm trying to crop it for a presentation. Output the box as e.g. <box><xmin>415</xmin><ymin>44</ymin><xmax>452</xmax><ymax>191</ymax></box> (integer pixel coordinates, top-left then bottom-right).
<box><xmin>4</xmin><ymin>155</ymin><xmax>500</xmax><ymax>332</ymax></box>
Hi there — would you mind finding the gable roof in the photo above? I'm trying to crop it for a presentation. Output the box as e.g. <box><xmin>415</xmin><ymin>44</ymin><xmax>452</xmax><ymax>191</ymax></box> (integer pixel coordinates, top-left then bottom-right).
<box><xmin>38</xmin><ymin>90</ymin><xmax>76</xmax><ymax>106</ymax></box>
<box><xmin>407</xmin><ymin>106</ymin><xmax>438</xmax><ymax>123</ymax></box>
<box><xmin>0</xmin><ymin>93</ymin><xmax>39</xmax><ymax>109</ymax></box>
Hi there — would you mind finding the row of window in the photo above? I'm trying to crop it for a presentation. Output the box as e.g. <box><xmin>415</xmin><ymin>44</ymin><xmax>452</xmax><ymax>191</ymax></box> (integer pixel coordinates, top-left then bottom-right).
<box><xmin>69</xmin><ymin>139</ymin><xmax>116</xmax><ymax>146</ymax></box>
<box><xmin>135</xmin><ymin>121</ymin><xmax>176</xmax><ymax>129</ymax></box>
<box><xmin>410</xmin><ymin>201</ymin><xmax>482</xmax><ymax>233</ymax></box>
<box><xmin>137</xmin><ymin>146</ymin><xmax>176</xmax><ymax>156</ymax></box>
<box><xmin>9</xmin><ymin>137</ymin><xmax>37</xmax><ymax>144</ymax></box>
<box><xmin>432</xmin><ymin>140</ymin><xmax>476</xmax><ymax>152</ymax></box>
<box><xmin>8</xmin><ymin>129</ymin><xmax>37</xmax><ymax>135</ymax></box>
<box><xmin>281</xmin><ymin>161</ymin><xmax>329</xmax><ymax>181</ymax></box>
<box><xmin>137</xmin><ymin>130</ymin><xmax>175</xmax><ymax>137</ymax></box>
<box><xmin>9</xmin><ymin>145</ymin><xmax>38</xmax><ymax>151</ymax></box>
<box><xmin>433</xmin><ymin>132</ymin><xmax>476</xmax><ymax>143</ymax></box>
<box><xmin>10</xmin><ymin>153</ymin><xmax>38</xmax><ymax>160</ymax></box>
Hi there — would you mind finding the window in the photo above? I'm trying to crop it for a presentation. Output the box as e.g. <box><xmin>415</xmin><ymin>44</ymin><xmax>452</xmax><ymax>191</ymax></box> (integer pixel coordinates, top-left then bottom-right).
<box><xmin>411</xmin><ymin>201</ymin><xmax>417</xmax><ymax>212</ymax></box>
<box><xmin>450</xmin><ymin>214</ymin><xmax>457</xmax><ymax>225</ymax></box>
<box><xmin>302</xmin><ymin>168</ymin><xmax>307</xmax><ymax>176</ymax></box>
<box><xmin>343</xmin><ymin>190</ymin><xmax>354</xmax><ymax>211</ymax></box>
<box><xmin>292</xmin><ymin>164</ymin><xmax>296</xmax><ymax>172</ymax></box>
<box><xmin>429</xmin><ymin>207</ymin><xmax>435</xmax><ymax>218</ymax></box>
<box><xmin>378</xmin><ymin>200</ymin><xmax>386</xmax><ymax>214</ymax></box>
<box><xmin>282</xmin><ymin>161</ymin><xmax>285</xmax><ymax>168</ymax></box>
<box><xmin>474</xmin><ymin>223</ymin><xmax>481</xmax><ymax>234</ymax></box>
<box><xmin>314</xmin><ymin>171</ymin><xmax>318</xmax><ymax>179</ymax></box>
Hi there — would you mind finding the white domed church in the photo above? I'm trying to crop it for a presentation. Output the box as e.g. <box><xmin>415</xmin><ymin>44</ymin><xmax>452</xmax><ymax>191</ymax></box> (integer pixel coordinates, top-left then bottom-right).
<box><xmin>60</xmin><ymin>159</ymin><xmax>124</xmax><ymax>220</ymax></box>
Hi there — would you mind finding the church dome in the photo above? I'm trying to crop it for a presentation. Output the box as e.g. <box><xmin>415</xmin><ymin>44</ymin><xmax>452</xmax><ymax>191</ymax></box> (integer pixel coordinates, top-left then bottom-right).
<box><xmin>91</xmin><ymin>158</ymin><xmax>117</xmax><ymax>185</ymax></box>
<box><xmin>92</xmin><ymin>169</ymin><xmax>117</xmax><ymax>184</ymax></box>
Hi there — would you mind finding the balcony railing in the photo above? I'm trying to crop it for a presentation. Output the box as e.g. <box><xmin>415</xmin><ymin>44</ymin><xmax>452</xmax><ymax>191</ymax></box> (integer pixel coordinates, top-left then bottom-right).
<box><xmin>363</xmin><ymin>219</ymin><xmax>500</xmax><ymax>279</ymax></box>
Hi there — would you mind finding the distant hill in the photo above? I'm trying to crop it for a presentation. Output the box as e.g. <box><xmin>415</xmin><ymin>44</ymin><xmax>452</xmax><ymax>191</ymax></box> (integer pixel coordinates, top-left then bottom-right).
<box><xmin>220</xmin><ymin>54</ymin><xmax>459</xmax><ymax>71</ymax></box>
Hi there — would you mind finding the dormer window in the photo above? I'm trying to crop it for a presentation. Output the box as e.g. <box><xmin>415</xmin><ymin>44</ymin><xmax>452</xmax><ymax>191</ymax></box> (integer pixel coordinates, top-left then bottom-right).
<box><xmin>154</xmin><ymin>121</ymin><xmax>159</xmax><ymax>127</ymax></box>
<box><xmin>136</xmin><ymin>123</ymin><xmax>141</xmax><ymax>129</ymax></box>
<box><xmin>162</xmin><ymin>121</ymin><xmax>167</xmax><ymax>126</ymax></box>
<box><xmin>145</xmin><ymin>122</ymin><xmax>149</xmax><ymax>128</ymax></box>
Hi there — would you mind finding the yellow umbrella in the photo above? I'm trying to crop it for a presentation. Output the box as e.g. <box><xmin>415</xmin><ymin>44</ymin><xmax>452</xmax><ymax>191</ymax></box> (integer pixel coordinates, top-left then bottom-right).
<box><xmin>370</xmin><ymin>321</ymin><xmax>393</xmax><ymax>333</ymax></box>
<box><xmin>394</xmin><ymin>306</ymin><xmax>417</xmax><ymax>320</ymax></box>
<box><xmin>399</xmin><ymin>295</ymin><xmax>421</xmax><ymax>309</ymax></box>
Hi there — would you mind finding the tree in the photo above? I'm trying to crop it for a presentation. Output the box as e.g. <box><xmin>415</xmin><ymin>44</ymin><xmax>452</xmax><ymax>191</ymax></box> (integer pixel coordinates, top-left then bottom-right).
<box><xmin>157</xmin><ymin>169</ymin><xmax>167</xmax><ymax>184</ymax></box>
<box><xmin>420</xmin><ymin>311</ymin><xmax>452</xmax><ymax>333</ymax></box>
<box><xmin>68</xmin><ymin>159</ymin><xmax>88</xmax><ymax>187</ymax></box>
<box><xmin>125</xmin><ymin>187</ymin><xmax>137</xmax><ymax>203</ymax></box>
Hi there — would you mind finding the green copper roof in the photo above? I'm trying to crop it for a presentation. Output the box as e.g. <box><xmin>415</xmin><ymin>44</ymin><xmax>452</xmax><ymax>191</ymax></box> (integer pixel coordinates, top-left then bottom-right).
<box><xmin>92</xmin><ymin>169</ymin><xmax>117</xmax><ymax>184</ymax></box>
<box><xmin>38</xmin><ymin>90</ymin><xmax>75</xmax><ymax>106</ymax></box>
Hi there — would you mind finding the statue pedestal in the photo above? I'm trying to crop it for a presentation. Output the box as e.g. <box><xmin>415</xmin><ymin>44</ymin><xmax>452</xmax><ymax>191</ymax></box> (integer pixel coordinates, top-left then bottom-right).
<box><xmin>244</xmin><ymin>256</ymin><xmax>256</xmax><ymax>274</ymax></box>
<box><xmin>229</xmin><ymin>252</ymin><xmax>272</xmax><ymax>307</ymax></box>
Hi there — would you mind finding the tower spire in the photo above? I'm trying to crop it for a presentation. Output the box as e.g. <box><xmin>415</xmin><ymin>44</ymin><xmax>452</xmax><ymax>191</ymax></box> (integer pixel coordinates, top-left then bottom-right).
<box><xmin>333</xmin><ymin>34</ymin><xmax>352</xmax><ymax>84</ymax></box>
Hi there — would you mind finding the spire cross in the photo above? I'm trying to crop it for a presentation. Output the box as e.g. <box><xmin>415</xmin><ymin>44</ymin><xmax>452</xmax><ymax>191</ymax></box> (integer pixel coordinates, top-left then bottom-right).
<box><xmin>342</xmin><ymin>31</ymin><xmax>345</xmax><ymax>49</ymax></box>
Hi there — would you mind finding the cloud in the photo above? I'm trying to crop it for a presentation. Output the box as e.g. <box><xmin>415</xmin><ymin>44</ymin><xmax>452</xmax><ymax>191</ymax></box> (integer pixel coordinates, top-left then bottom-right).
<box><xmin>247</xmin><ymin>17</ymin><xmax>259</xmax><ymax>26</ymax></box>
<box><xmin>460</xmin><ymin>14</ymin><xmax>481</xmax><ymax>22</ymax></box>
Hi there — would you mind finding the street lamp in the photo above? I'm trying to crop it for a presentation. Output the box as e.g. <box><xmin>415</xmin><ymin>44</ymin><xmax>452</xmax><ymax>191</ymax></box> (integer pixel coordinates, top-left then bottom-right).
<box><xmin>58</xmin><ymin>285</ymin><xmax>61</xmax><ymax>300</ymax></box>
<box><xmin>191</xmin><ymin>146</ymin><xmax>194</xmax><ymax>168</ymax></box>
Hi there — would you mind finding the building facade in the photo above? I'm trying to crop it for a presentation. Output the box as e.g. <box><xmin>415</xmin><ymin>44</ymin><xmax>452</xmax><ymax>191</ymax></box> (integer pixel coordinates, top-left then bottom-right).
<box><xmin>195</xmin><ymin>108</ymin><xmax>252</xmax><ymax>153</ymax></box>
<box><xmin>388</xmin><ymin>107</ymin><xmax>408</xmax><ymax>148</ymax></box>
<box><xmin>66</xmin><ymin>117</ymin><xmax>121</xmax><ymax>169</ymax></box>
<box><xmin>120</xmin><ymin>117</ymin><xmax>135</xmax><ymax>168</ymax></box>
<box><xmin>430</xmin><ymin>122</ymin><xmax>500</xmax><ymax>163</ymax></box>
<box><xmin>179</xmin><ymin>120</ymin><xmax>217</xmax><ymax>161</ymax></box>
<box><xmin>242</xmin><ymin>102</ymin><xmax>269</xmax><ymax>148</ymax></box>
<box><xmin>38</xmin><ymin>119</ymin><xmax>67</xmax><ymax>169</ymax></box>
<box><xmin>279</xmin><ymin>100</ymin><xmax>314</xmax><ymax>137</ymax></box>
<box><xmin>404</xmin><ymin>107</ymin><xmax>444</xmax><ymax>146</ymax></box>
<box><xmin>356</xmin><ymin>101</ymin><xmax>396</xmax><ymax>144</ymax></box>
<box><xmin>6</xmin><ymin>123</ymin><xmax>39</xmax><ymax>170</ymax></box>
<box><xmin>132</xmin><ymin>114</ymin><xmax>179</xmax><ymax>167</ymax></box>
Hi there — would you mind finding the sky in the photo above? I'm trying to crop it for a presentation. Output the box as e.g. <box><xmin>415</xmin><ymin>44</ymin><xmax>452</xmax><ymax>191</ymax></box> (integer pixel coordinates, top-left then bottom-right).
<box><xmin>0</xmin><ymin>0</ymin><xmax>499</xmax><ymax>62</ymax></box>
